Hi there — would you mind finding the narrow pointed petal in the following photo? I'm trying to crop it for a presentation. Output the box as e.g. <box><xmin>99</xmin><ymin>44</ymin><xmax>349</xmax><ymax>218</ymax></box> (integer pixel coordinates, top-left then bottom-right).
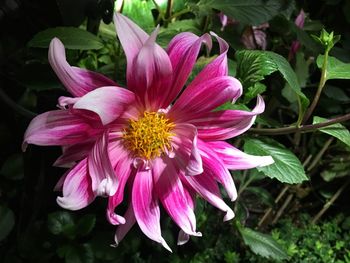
<box><xmin>197</xmin><ymin>140</ymin><xmax>237</xmax><ymax>201</ymax></box>
<box><xmin>23</xmin><ymin>110</ymin><xmax>97</xmax><ymax>150</ymax></box>
<box><xmin>73</xmin><ymin>86</ymin><xmax>135</xmax><ymax>125</ymax></box>
<box><xmin>177</xmin><ymin>187</ymin><xmax>196</xmax><ymax>245</ymax></box>
<box><xmin>169</xmin><ymin>76</ymin><xmax>242</xmax><ymax>122</ymax></box>
<box><xmin>132</xmin><ymin>169</ymin><xmax>171</xmax><ymax>252</ymax></box>
<box><xmin>188</xmin><ymin>95</ymin><xmax>265</xmax><ymax>140</ymax></box>
<box><xmin>114</xmin><ymin>204</ymin><xmax>136</xmax><ymax>246</ymax></box>
<box><xmin>207</xmin><ymin>141</ymin><xmax>274</xmax><ymax>170</ymax></box>
<box><xmin>88</xmin><ymin>132</ymin><xmax>118</xmax><ymax>196</ymax></box>
<box><xmin>56</xmin><ymin>159</ymin><xmax>95</xmax><ymax>210</ymax></box>
<box><xmin>171</xmin><ymin>123</ymin><xmax>203</xmax><ymax>176</ymax></box>
<box><xmin>153</xmin><ymin>158</ymin><xmax>201</xmax><ymax>237</ymax></box>
<box><xmin>163</xmin><ymin>32</ymin><xmax>212</xmax><ymax>106</ymax></box>
<box><xmin>180</xmin><ymin>171</ymin><xmax>234</xmax><ymax>221</ymax></box>
<box><xmin>131</xmin><ymin>26</ymin><xmax>173</xmax><ymax>106</ymax></box>
<box><xmin>49</xmin><ymin>38</ymin><xmax>117</xmax><ymax>97</ymax></box>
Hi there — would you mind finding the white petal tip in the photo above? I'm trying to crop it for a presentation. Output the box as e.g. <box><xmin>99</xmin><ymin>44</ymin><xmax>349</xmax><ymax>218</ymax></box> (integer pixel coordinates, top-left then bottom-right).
<box><xmin>161</xmin><ymin>239</ymin><xmax>172</xmax><ymax>252</ymax></box>
<box><xmin>223</xmin><ymin>209</ymin><xmax>235</xmax><ymax>222</ymax></box>
<box><xmin>256</xmin><ymin>156</ymin><xmax>275</xmax><ymax>167</ymax></box>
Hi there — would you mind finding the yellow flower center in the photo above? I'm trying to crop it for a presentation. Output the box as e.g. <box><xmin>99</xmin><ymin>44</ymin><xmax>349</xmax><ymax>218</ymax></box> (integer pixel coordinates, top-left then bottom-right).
<box><xmin>123</xmin><ymin>112</ymin><xmax>175</xmax><ymax>160</ymax></box>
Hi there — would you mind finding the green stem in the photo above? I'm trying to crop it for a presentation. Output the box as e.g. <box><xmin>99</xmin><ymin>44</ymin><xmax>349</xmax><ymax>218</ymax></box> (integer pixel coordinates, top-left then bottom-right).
<box><xmin>249</xmin><ymin>112</ymin><xmax>350</xmax><ymax>135</ymax></box>
<box><xmin>302</xmin><ymin>48</ymin><xmax>329</xmax><ymax>124</ymax></box>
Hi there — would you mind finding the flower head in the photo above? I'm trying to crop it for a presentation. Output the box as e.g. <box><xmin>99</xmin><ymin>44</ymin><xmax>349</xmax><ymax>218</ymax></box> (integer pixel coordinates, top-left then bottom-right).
<box><xmin>289</xmin><ymin>9</ymin><xmax>306</xmax><ymax>60</ymax></box>
<box><xmin>23</xmin><ymin>13</ymin><xmax>274</xmax><ymax>251</ymax></box>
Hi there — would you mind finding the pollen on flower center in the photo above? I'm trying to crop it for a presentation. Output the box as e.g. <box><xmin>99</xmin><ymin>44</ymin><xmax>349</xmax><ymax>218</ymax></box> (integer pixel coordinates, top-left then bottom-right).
<box><xmin>123</xmin><ymin>112</ymin><xmax>175</xmax><ymax>160</ymax></box>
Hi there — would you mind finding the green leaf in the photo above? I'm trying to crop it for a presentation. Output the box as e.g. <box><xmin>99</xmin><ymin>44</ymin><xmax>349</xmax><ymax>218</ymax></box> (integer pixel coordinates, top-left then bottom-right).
<box><xmin>122</xmin><ymin>0</ymin><xmax>155</xmax><ymax>33</ymax></box>
<box><xmin>238</xmin><ymin>226</ymin><xmax>288</xmax><ymax>260</ymax></box>
<box><xmin>313</xmin><ymin>116</ymin><xmax>350</xmax><ymax>147</ymax></box>
<box><xmin>48</xmin><ymin>211</ymin><xmax>75</xmax><ymax>237</ymax></box>
<box><xmin>244</xmin><ymin>138</ymin><xmax>308</xmax><ymax>184</ymax></box>
<box><xmin>316</xmin><ymin>55</ymin><xmax>350</xmax><ymax>80</ymax></box>
<box><xmin>236</xmin><ymin>50</ymin><xmax>309</xmax><ymax>109</ymax></box>
<box><xmin>243</xmin><ymin>83</ymin><xmax>267</xmax><ymax>103</ymax></box>
<box><xmin>0</xmin><ymin>153</ymin><xmax>23</xmax><ymax>180</ymax></box>
<box><xmin>246</xmin><ymin>186</ymin><xmax>275</xmax><ymax>207</ymax></box>
<box><xmin>28</xmin><ymin>27</ymin><xmax>104</xmax><ymax>50</ymax></box>
<box><xmin>58</xmin><ymin>244</ymin><xmax>94</xmax><ymax>263</ymax></box>
<box><xmin>0</xmin><ymin>206</ymin><xmax>15</xmax><ymax>241</ymax></box>
<box><xmin>201</xmin><ymin>0</ymin><xmax>291</xmax><ymax>25</ymax></box>
<box><xmin>76</xmin><ymin>215</ymin><xmax>96</xmax><ymax>237</ymax></box>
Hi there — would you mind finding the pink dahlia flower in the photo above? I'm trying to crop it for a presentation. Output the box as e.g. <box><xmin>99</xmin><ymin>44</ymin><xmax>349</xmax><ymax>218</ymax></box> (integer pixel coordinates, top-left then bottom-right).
<box><xmin>23</xmin><ymin>13</ymin><xmax>274</xmax><ymax>251</ymax></box>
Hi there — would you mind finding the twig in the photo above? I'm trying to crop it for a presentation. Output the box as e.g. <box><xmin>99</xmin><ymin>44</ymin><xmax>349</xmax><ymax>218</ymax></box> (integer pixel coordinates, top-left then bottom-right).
<box><xmin>272</xmin><ymin>193</ymin><xmax>293</xmax><ymax>224</ymax></box>
<box><xmin>307</xmin><ymin>137</ymin><xmax>334</xmax><ymax>172</ymax></box>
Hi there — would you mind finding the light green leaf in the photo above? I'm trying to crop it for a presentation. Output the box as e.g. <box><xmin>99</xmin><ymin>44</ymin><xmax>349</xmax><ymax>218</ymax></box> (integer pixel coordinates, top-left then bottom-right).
<box><xmin>239</xmin><ymin>226</ymin><xmax>288</xmax><ymax>260</ymax></box>
<box><xmin>244</xmin><ymin>138</ymin><xmax>308</xmax><ymax>184</ymax></box>
<box><xmin>0</xmin><ymin>206</ymin><xmax>15</xmax><ymax>241</ymax></box>
<box><xmin>201</xmin><ymin>0</ymin><xmax>291</xmax><ymax>25</ymax></box>
<box><xmin>313</xmin><ymin>116</ymin><xmax>350</xmax><ymax>147</ymax></box>
<box><xmin>122</xmin><ymin>0</ymin><xmax>155</xmax><ymax>33</ymax></box>
<box><xmin>244</xmin><ymin>83</ymin><xmax>267</xmax><ymax>103</ymax></box>
<box><xmin>316</xmin><ymin>55</ymin><xmax>350</xmax><ymax>80</ymax></box>
<box><xmin>28</xmin><ymin>27</ymin><xmax>104</xmax><ymax>50</ymax></box>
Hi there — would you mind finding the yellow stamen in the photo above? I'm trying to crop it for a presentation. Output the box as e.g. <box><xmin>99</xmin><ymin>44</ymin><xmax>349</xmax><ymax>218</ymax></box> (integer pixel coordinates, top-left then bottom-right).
<box><xmin>123</xmin><ymin>112</ymin><xmax>175</xmax><ymax>160</ymax></box>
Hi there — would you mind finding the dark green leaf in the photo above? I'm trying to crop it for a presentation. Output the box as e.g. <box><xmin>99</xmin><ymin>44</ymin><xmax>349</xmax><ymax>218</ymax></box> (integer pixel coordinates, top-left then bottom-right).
<box><xmin>76</xmin><ymin>215</ymin><xmax>96</xmax><ymax>237</ymax></box>
<box><xmin>246</xmin><ymin>186</ymin><xmax>275</xmax><ymax>206</ymax></box>
<box><xmin>239</xmin><ymin>226</ymin><xmax>288</xmax><ymax>260</ymax></box>
<box><xmin>313</xmin><ymin>116</ymin><xmax>350</xmax><ymax>147</ymax></box>
<box><xmin>201</xmin><ymin>0</ymin><xmax>291</xmax><ymax>25</ymax></box>
<box><xmin>0</xmin><ymin>153</ymin><xmax>23</xmax><ymax>180</ymax></box>
<box><xmin>244</xmin><ymin>138</ymin><xmax>308</xmax><ymax>184</ymax></box>
<box><xmin>28</xmin><ymin>27</ymin><xmax>104</xmax><ymax>50</ymax></box>
<box><xmin>316</xmin><ymin>55</ymin><xmax>350</xmax><ymax>80</ymax></box>
<box><xmin>0</xmin><ymin>206</ymin><xmax>15</xmax><ymax>241</ymax></box>
<box><xmin>48</xmin><ymin>211</ymin><xmax>75</xmax><ymax>236</ymax></box>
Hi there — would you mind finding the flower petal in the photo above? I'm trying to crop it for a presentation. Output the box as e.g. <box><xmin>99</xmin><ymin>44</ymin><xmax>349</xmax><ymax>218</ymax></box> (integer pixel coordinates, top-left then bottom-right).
<box><xmin>114</xmin><ymin>203</ymin><xmax>136</xmax><ymax>246</ymax></box>
<box><xmin>206</xmin><ymin>141</ymin><xmax>274</xmax><ymax>170</ymax></box>
<box><xmin>197</xmin><ymin>140</ymin><xmax>237</xmax><ymax>201</ymax></box>
<box><xmin>189</xmin><ymin>95</ymin><xmax>265</xmax><ymax>140</ymax></box>
<box><xmin>73</xmin><ymin>86</ymin><xmax>135</xmax><ymax>125</ymax></box>
<box><xmin>169</xmin><ymin>76</ymin><xmax>242</xmax><ymax>122</ymax></box>
<box><xmin>163</xmin><ymin>32</ymin><xmax>212</xmax><ymax>106</ymax></box>
<box><xmin>88</xmin><ymin>131</ymin><xmax>118</xmax><ymax>196</ymax></box>
<box><xmin>131</xmin><ymin>26</ymin><xmax>173</xmax><ymax>108</ymax></box>
<box><xmin>171</xmin><ymin>123</ymin><xmax>203</xmax><ymax>176</ymax></box>
<box><xmin>49</xmin><ymin>38</ymin><xmax>117</xmax><ymax>97</ymax></box>
<box><xmin>22</xmin><ymin>110</ymin><xmax>97</xmax><ymax>150</ymax></box>
<box><xmin>153</xmin><ymin>157</ymin><xmax>201</xmax><ymax>237</ymax></box>
<box><xmin>180</xmin><ymin>171</ymin><xmax>235</xmax><ymax>222</ymax></box>
<box><xmin>132</xmin><ymin>169</ymin><xmax>171</xmax><ymax>252</ymax></box>
<box><xmin>56</xmin><ymin>159</ymin><xmax>95</xmax><ymax>210</ymax></box>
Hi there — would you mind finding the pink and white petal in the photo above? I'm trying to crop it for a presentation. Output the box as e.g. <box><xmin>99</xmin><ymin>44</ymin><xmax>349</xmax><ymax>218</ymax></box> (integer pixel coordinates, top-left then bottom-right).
<box><xmin>107</xmin><ymin>154</ymin><xmax>133</xmax><ymax>225</ymax></box>
<box><xmin>171</xmin><ymin>123</ymin><xmax>203</xmax><ymax>176</ymax></box>
<box><xmin>197</xmin><ymin>140</ymin><xmax>237</xmax><ymax>201</ymax></box>
<box><xmin>153</xmin><ymin>157</ymin><xmax>201</xmax><ymax>237</ymax></box>
<box><xmin>113</xmin><ymin>13</ymin><xmax>149</xmax><ymax>93</ymax></box>
<box><xmin>57</xmin><ymin>96</ymin><xmax>79</xmax><ymax>109</ymax></box>
<box><xmin>169</xmin><ymin>76</ymin><xmax>242</xmax><ymax>122</ymax></box>
<box><xmin>207</xmin><ymin>141</ymin><xmax>274</xmax><ymax>170</ymax></box>
<box><xmin>177</xmin><ymin>187</ymin><xmax>196</xmax><ymax>245</ymax></box>
<box><xmin>56</xmin><ymin>159</ymin><xmax>95</xmax><ymax>210</ymax></box>
<box><xmin>73</xmin><ymin>86</ymin><xmax>135</xmax><ymax>125</ymax></box>
<box><xmin>163</xmin><ymin>32</ymin><xmax>212</xmax><ymax>106</ymax></box>
<box><xmin>131</xmin><ymin>26</ymin><xmax>173</xmax><ymax>107</ymax></box>
<box><xmin>49</xmin><ymin>38</ymin><xmax>117</xmax><ymax>97</ymax></box>
<box><xmin>88</xmin><ymin>131</ymin><xmax>118</xmax><ymax>196</ymax></box>
<box><xmin>190</xmin><ymin>95</ymin><xmax>265</xmax><ymax>140</ymax></box>
<box><xmin>180</xmin><ymin>171</ymin><xmax>235</xmax><ymax>221</ymax></box>
<box><xmin>132</xmin><ymin>169</ymin><xmax>171</xmax><ymax>252</ymax></box>
<box><xmin>113</xmin><ymin>204</ymin><xmax>136</xmax><ymax>246</ymax></box>
<box><xmin>187</xmin><ymin>33</ymin><xmax>229</xmax><ymax>90</ymax></box>
<box><xmin>23</xmin><ymin>110</ymin><xmax>96</xmax><ymax>150</ymax></box>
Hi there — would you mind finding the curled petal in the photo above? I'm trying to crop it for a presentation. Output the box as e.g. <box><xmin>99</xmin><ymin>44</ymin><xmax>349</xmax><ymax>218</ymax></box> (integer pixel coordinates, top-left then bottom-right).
<box><xmin>164</xmin><ymin>32</ymin><xmax>212</xmax><ymax>106</ymax></box>
<box><xmin>113</xmin><ymin>204</ymin><xmax>136</xmax><ymax>246</ymax></box>
<box><xmin>180</xmin><ymin>171</ymin><xmax>234</xmax><ymax>222</ymax></box>
<box><xmin>132</xmin><ymin>169</ymin><xmax>172</xmax><ymax>252</ymax></box>
<box><xmin>206</xmin><ymin>141</ymin><xmax>274</xmax><ymax>170</ymax></box>
<box><xmin>73</xmin><ymin>86</ymin><xmax>135</xmax><ymax>125</ymax></box>
<box><xmin>88</xmin><ymin>132</ymin><xmax>118</xmax><ymax>196</ymax></box>
<box><xmin>170</xmin><ymin>76</ymin><xmax>242</xmax><ymax>122</ymax></box>
<box><xmin>171</xmin><ymin>123</ymin><xmax>203</xmax><ymax>176</ymax></box>
<box><xmin>153</xmin><ymin>158</ymin><xmax>201</xmax><ymax>237</ymax></box>
<box><xmin>190</xmin><ymin>95</ymin><xmax>265</xmax><ymax>140</ymax></box>
<box><xmin>56</xmin><ymin>159</ymin><xmax>95</xmax><ymax>210</ymax></box>
<box><xmin>49</xmin><ymin>38</ymin><xmax>117</xmax><ymax>97</ymax></box>
<box><xmin>23</xmin><ymin>110</ymin><xmax>96</xmax><ymax>151</ymax></box>
<box><xmin>197</xmin><ymin>140</ymin><xmax>237</xmax><ymax>201</ymax></box>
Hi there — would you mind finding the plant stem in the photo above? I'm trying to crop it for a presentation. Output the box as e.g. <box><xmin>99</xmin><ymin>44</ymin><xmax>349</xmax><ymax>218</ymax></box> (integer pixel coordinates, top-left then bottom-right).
<box><xmin>302</xmin><ymin>49</ymin><xmax>329</xmax><ymax>124</ymax></box>
<box><xmin>307</xmin><ymin>137</ymin><xmax>334</xmax><ymax>172</ymax></box>
<box><xmin>164</xmin><ymin>0</ymin><xmax>173</xmax><ymax>27</ymax></box>
<box><xmin>249</xmin><ymin>112</ymin><xmax>350</xmax><ymax>135</ymax></box>
<box><xmin>311</xmin><ymin>178</ymin><xmax>350</xmax><ymax>224</ymax></box>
